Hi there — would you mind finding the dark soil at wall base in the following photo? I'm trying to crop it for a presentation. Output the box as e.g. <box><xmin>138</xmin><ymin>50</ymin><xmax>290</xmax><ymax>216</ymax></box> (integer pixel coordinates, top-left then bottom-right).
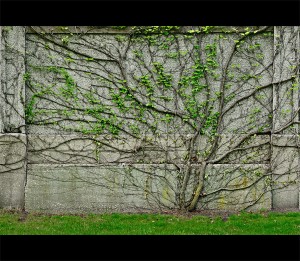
<box><xmin>1</xmin><ymin>207</ymin><xmax>299</xmax><ymax>220</ymax></box>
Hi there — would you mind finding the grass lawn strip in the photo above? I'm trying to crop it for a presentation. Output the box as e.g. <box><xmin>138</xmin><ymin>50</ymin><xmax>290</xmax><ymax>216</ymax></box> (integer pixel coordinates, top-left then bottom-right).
<box><xmin>0</xmin><ymin>210</ymin><xmax>299</xmax><ymax>235</ymax></box>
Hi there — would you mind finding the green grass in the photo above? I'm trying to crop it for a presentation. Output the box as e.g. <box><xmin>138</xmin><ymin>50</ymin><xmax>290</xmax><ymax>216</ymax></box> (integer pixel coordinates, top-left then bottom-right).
<box><xmin>0</xmin><ymin>210</ymin><xmax>299</xmax><ymax>235</ymax></box>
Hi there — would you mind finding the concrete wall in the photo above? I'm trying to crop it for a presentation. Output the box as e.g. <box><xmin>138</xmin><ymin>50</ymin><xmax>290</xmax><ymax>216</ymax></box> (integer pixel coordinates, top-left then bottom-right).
<box><xmin>0</xmin><ymin>26</ymin><xmax>299</xmax><ymax>213</ymax></box>
<box><xmin>0</xmin><ymin>27</ymin><xmax>27</xmax><ymax>209</ymax></box>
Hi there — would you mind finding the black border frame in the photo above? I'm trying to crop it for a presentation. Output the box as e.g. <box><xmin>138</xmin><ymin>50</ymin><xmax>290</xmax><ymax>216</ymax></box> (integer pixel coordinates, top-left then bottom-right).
<box><xmin>0</xmin><ymin>0</ymin><xmax>300</xmax><ymax>25</ymax></box>
<box><xmin>0</xmin><ymin>1</ymin><xmax>299</xmax><ymax>261</ymax></box>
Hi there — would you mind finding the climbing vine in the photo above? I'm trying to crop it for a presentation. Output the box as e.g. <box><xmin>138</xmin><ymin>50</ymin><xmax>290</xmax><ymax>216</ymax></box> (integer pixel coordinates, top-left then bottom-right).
<box><xmin>21</xmin><ymin>26</ymin><xmax>299</xmax><ymax>212</ymax></box>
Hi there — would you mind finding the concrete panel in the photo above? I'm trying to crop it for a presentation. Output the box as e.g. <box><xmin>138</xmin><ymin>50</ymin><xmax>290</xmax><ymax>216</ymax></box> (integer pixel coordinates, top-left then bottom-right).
<box><xmin>0</xmin><ymin>27</ymin><xmax>4</xmax><ymax>132</ymax></box>
<box><xmin>210</xmin><ymin>134</ymin><xmax>270</xmax><ymax>164</ymax></box>
<box><xmin>25</xmin><ymin>164</ymin><xmax>178</xmax><ymax>213</ymax></box>
<box><xmin>198</xmin><ymin>164</ymin><xmax>272</xmax><ymax>211</ymax></box>
<box><xmin>26</xmin><ymin>26</ymin><xmax>272</xmax><ymax>35</ymax></box>
<box><xmin>0</xmin><ymin>27</ymin><xmax>26</xmax><ymax>133</ymax></box>
<box><xmin>27</xmin><ymin>133</ymin><xmax>271</xmax><ymax>165</ymax></box>
<box><xmin>25</xmin><ymin>162</ymin><xmax>272</xmax><ymax>213</ymax></box>
<box><xmin>221</xmin><ymin>33</ymin><xmax>273</xmax><ymax>134</ymax></box>
<box><xmin>27</xmin><ymin>134</ymin><xmax>168</xmax><ymax>164</ymax></box>
<box><xmin>28</xmin><ymin>134</ymin><xmax>98</xmax><ymax>164</ymax></box>
<box><xmin>0</xmin><ymin>134</ymin><xmax>27</xmax><ymax>209</ymax></box>
<box><xmin>271</xmin><ymin>135</ymin><xmax>299</xmax><ymax>209</ymax></box>
<box><xmin>25</xmin><ymin>31</ymin><xmax>274</xmax><ymax>135</ymax></box>
<box><xmin>273</xmin><ymin>27</ymin><xmax>299</xmax><ymax>134</ymax></box>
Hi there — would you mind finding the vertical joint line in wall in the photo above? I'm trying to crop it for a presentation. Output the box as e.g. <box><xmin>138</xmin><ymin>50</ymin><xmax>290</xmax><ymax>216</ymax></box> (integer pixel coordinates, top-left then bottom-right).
<box><xmin>271</xmin><ymin>26</ymin><xmax>276</xmax><ymax>135</ymax></box>
<box><xmin>297</xmin><ymin>27</ymin><xmax>300</xmax><ymax>126</ymax></box>
<box><xmin>270</xmin><ymin>26</ymin><xmax>276</xmax><ymax>210</ymax></box>
<box><xmin>23</xmin><ymin>26</ymin><xmax>28</xmax><ymax>211</ymax></box>
<box><xmin>0</xmin><ymin>26</ymin><xmax>3</xmax><ymax>133</ymax></box>
<box><xmin>296</xmin><ymin>26</ymin><xmax>300</xmax><ymax>209</ymax></box>
<box><xmin>0</xmin><ymin>26</ymin><xmax>7</xmax><ymax>133</ymax></box>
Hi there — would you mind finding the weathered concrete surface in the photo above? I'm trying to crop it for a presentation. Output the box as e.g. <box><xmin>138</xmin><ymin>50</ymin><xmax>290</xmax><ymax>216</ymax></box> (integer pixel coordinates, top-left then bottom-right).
<box><xmin>0</xmin><ymin>26</ymin><xmax>3</xmax><ymax>132</ymax></box>
<box><xmin>273</xmin><ymin>26</ymin><xmax>299</xmax><ymax>134</ymax></box>
<box><xmin>27</xmin><ymin>134</ymin><xmax>168</xmax><ymax>164</ymax></box>
<box><xmin>271</xmin><ymin>27</ymin><xmax>299</xmax><ymax>209</ymax></box>
<box><xmin>26</xmin><ymin>26</ymin><xmax>272</xmax><ymax>35</ymax></box>
<box><xmin>28</xmin><ymin>134</ymin><xmax>99</xmax><ymax>164</ymax></box>
<box><xmin>210</xmin><ymin>134</ymin><xmax>270</xmax><ymax>164</ymax></box>
<box><xmin>0</xmin><ymin>26</ymin><xmax>26</xmax><ymax>133</ymax></box>
<box><xmin>0</xmin><ymin>134</ymin><xmax>27</xmax><ymax>209</ymax></box>
<box><xmin>27</xmin><ymin>134</ymin><xmax>271</xmax><ymax>165</ymax></box>
<box><xmin>0</xmin><ymin>27</ymin><xmax>27</xmax><ymax>209</ymax></box>
<box><xmin>25</xmin><ymin>31</ymin><xmax>274</xmax><ymax>135</ymax></box>
<box><xmin>220</xmin><ymin>33</ymin><xmax>273</xmax><ymax>134</ymax></box>
<box><xmin>25</xmin><ymin>164</ymin><xmax>178</xmax><ymax>213</ymax></box>
<box><xmin>271</xmin><ymin>135</ymin><xmax>299</xmax><ymax>209</ymax></box>
<box><xmin>198</xmin><ymin>164</ymin><xmax>272</xmax><ymax>211</ymax></box>
<box><xmin>25</xmin><ymin>162</ymin><xmax>271</xmax><ymax>213</ymax></box>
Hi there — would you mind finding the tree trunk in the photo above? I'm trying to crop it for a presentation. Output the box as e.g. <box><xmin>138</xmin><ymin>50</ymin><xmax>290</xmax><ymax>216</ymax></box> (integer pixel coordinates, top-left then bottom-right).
<box><xmin>187</xmin><ymin>162</ymin><xmax>207</xmax><ymax>211</ymax></box>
